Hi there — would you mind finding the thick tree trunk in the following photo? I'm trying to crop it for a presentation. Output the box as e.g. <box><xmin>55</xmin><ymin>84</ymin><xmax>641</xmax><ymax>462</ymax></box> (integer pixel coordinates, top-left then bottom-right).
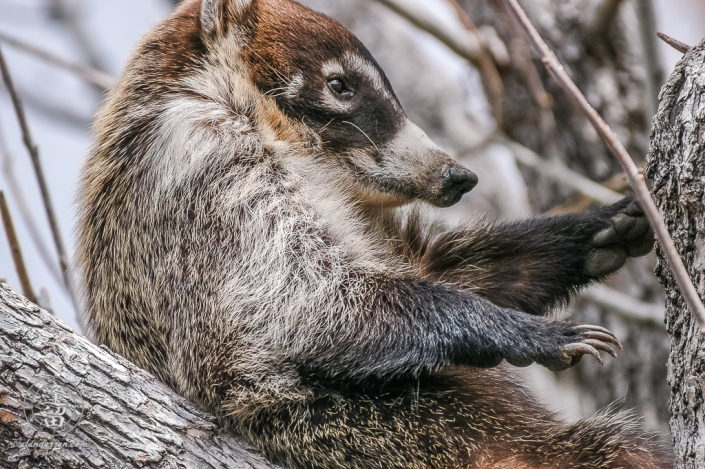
<box><xmin>646</xmin><ymin>40</ymin><xmax>705</xmax><ymax>468</ymax></box>
<box><xmin>0</xmin><ymin>282</ymin><xmax>280</xmax><ymax>469</ymax></box>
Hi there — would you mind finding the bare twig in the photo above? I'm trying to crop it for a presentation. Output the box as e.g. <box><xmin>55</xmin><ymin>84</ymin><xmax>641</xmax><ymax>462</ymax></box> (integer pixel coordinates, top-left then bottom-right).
<box><xmin>588</xmin><ymin>0</ymin><xmax>627</xmax><ymax>39</ymax></box>
<box><xmin>578</xmin><ymin>285</ymin><xmax>666</xmax><ymax>330</ymax></box>
<box><xmin>0</xmin><ymin>117</ymin><xmax>64</xmax><ymax>286</ymax></box>
<box><xmin>45</xmin><ymin>0</ymin><xmax>112</xmax><ymax>74</ymax></box>
<box><xmin>0</xmin><ymin>46</ymin><xmax>83</xmax><ymax>328</ymax></box>
<box><xmin>0</xmin><ymin>191</ymin><xmax>37</xmax><ymax>304</ymax></box>
<box><xmin>374</xmin><ymin>0</ymin><xmax>483</xmax><ymax>66</ymax></box>
<box><xmin>446</xmin><ymin>0</ymin><xmax>504</xmax><ymax>124</ymax></box>
<box><xmin>502</xmin><ymin>136</ymin><xmax>622</xmax><ymax>205</ymax></box>
<box><xmin>636</xmin><ymin>0</ymin><xmax>664</xmax><ymax>125</ymax></box>
<box><xmin>657</xmin><ymin>31</ymin><xmax>692</xmax><ymax>54</ymax></box>
<box><xmin>0</xmin><ymin>31</ymin><xmax>115</xmax><ymax>91</ymax></box>
<box><xmin>504</xmin><ymin>0</ymin><xmax>705</xmax><ymax>334</ymax></box>
<box><xmin>506</xmin><ymin>26</ymin><xmax>560</xmax><ymax>161</ymax></box>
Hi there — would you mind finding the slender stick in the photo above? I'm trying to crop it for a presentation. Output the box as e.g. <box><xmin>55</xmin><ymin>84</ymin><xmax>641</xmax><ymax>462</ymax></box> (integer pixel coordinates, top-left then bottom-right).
<box><xmin>445</xmin><ymin>0</ymin><xmax>504</xmax><ymax>124</ymax></box>
<box><xmin>47</xmin><ymin>0</ymin><xmax>113</xmax><ymax>75</ymax></box>
<box><xmin>503</xmin><ymin>0</ymin><xmax>705</xmax><ymax>335</ymax></box>
<box><xmin>0</xmin><ymin>191</ymin><xmax>37</xmax><ymax>304</ymax></box>
<box><xmin>504</xmin><ymin>138</ymin><xmax>622</xmax><ymax>205</ymax></box>
<box><xmin>0</xmin><ymin>46</ymin><xmax>83</xmax><ymax>327</ymax></box>
<box><xmin>0</xmin><ymin>117</ymin><xmax>64</xmax><ymax>286</ymax></box>
<box><xmin>656</xmin><ymin>31</ymin><xmax>692</xmax><ymax>54</ymax></box>
<box><xmin>374</xmin><ymin>0</ymin><xmax>482</xmax><ymax>66</ymax></box>
<box><xmin>579</xmin><ymin>285</ymin><xmax>665</xmax><ymax>329</ymax></box>
<box><xmin>0</xmin><ymin>31</ymin><xmax>115</xmax><ymax>91</ymax></box>
<box><xmin>588</xmin><ymin>0</ymin><xmax>626</xmax><ymax>38</ymax></box>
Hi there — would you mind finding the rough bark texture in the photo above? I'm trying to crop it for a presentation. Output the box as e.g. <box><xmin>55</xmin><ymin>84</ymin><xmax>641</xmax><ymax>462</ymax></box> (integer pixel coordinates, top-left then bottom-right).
<box><xmin>646</xmin><ymin>39</ymin><xmax>705</xmax><ymax>468</ymax></box>
<box><xmin>0</xmin><ymin>282</ymin><xmax>280</xmax><ymax>469</ymax></box>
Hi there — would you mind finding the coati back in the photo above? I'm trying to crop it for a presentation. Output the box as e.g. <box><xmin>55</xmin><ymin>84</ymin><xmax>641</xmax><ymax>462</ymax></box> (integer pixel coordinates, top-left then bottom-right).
<box><xmin>76</xmin><ymin>0</ymin><xmax>671</xmax><ymax>467</ymax></box>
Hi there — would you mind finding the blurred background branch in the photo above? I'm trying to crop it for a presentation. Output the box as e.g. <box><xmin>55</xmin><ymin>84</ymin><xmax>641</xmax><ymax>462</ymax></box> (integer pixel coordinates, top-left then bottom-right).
<box><xmin>0</xmin><ymin>47</ymin><xmax>82</xmax><ymax>328</ymax></box>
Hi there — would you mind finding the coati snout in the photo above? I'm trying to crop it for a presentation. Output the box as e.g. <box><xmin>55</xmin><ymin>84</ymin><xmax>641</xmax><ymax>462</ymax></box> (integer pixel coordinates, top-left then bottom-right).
<box><xmin>226</xmin><ymin>0</ymin><xmax>478</xmax><ymax>208</ymax></box>
<box><xmin>433</xmin><ymin>161</ymin><xmax>478</xmax><ymax>207</ymax></box>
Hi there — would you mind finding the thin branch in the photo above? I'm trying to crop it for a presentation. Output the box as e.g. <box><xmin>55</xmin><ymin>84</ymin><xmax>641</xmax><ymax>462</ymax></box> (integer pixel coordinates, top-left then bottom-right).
<box><xmin>497</xmin><ymin>135</ymin><xmax>623</xmax><ymax>205</ymax></box>
<box><xmin>578</xmin><ymin>285</ymin><xmax>666</xmax><ymax>330</ymax></box>
<box><xmin>0</xmin><ymin>191</ymin><xmax>37</xmax><ymax>304</ymax></box>
<box><xmin>503</xmin><ymin>0</ymin><xmax>705</xmax><ymax>334</ymax></box>
<box><xmin>588</xmin><ymin>0</ymin><xmax>627</xmax><ymax>39</ymax></box>
<box><xmin>45</xmin><ymin>0</ymin><xmax>112</xmax><ymax>74</ymax></box>
<box><xmin>657</xmin><ymin>31</ymin><xmax>692</xmax><ymax>54</ymax></box>
<box><xmin>0</xmin><ymin>31</ymin><xmax>115</xmax><ymax>91</ymax></box>
<box><xmin>374</xmin><ymin>0</ymin><xmax>482</xmax><ymax>66</ymax></box>
<box><xmin>445</xmin><ymin>0</ymin><xmax>504</xmax><ymax>124</ymax></box>
<box><xmin>506</xmin><ymin>24</ymin><xmax>560</xmax><ymax>161</ymax></box>
<box><xmin>0</xmin><ymin>46</ymin><xmax>83</xmax><ymax>329</ymax></box>
<box><xmin>636</xmin><ymin>0</ymin><xmax>664</xmax><ymax>127</ymax></box>
<box><xmin>0</xmin><ymin>117</ymin><xmax>64</xmax><ymax>287</ymax></box>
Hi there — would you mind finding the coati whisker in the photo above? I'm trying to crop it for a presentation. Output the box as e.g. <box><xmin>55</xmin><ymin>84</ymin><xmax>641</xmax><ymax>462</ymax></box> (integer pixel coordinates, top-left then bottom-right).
<box><xmin>317</xmin><ymin>118</ymin><xmax>336</xmax><ymax>135</ymax></box>
<box><xmin>341</xmin><ymin>120</ymin><xmax>381</xmax><ymax>157</ymax></box>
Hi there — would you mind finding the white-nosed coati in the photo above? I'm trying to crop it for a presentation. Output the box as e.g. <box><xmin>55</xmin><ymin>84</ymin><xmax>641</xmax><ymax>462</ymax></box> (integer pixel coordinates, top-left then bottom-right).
<box><xmin>76</xmin><ymin>0</ymin><xmax>671</xmax><ymax>467</ymax></box>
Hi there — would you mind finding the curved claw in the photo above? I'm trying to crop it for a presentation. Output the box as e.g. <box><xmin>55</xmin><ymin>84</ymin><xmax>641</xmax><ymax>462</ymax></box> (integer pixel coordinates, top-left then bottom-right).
<box><xmin>583</xmin><ymin>331</ymin><xmax>624</xmax><ymax>350</ymax></box>
<box><xmin>563</xmin><ymin>343</ymin><xmax>604</xmax><ymax>365</ymax></box>
<box><xmin>581</xmin><ymin>339</ymin><xmax>618</xmax><ymax>358</ymax></box>
<box><xmin>574</xmin><ymin>324</ymin><xmax>615</xmax><ymax>336</ymax></box>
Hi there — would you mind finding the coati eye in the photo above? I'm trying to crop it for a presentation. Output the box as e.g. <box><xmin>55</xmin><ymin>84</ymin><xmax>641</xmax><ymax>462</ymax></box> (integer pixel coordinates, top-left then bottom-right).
<box><xmin>328</xmin><ymin>78</ymin><xmax>353</xmax><ymax>99</ymax></box>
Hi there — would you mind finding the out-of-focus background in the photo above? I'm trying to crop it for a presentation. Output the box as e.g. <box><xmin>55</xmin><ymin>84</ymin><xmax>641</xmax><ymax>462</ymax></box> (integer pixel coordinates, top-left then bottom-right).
<box><xmin>0</xmin><ymin>0</ymin><xmax>703</xmax><ymax>441</ymax></box>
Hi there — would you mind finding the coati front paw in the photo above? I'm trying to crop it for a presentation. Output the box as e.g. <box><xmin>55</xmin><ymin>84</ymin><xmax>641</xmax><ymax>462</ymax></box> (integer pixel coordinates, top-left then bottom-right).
<box><xmin>584</xmin><ymin>199</ymin><xmax>654</xmax><ymax>278</ymax></box>
<box><xmin>534</xmin><ymin>324</ymin><xmax>623</xmax><ymax>372</ymax></box>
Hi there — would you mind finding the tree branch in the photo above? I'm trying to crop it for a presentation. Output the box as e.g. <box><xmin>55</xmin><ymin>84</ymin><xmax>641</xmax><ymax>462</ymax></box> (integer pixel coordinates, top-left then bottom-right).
<box><xmin>0</xmin><ymin>47</ymin><xmax>83</xmax><ymax>329</ymax></box>
<box><xmin>0</xmin><ymin>282</ymin><xmax>281</xmax><ymax>468</ymax></box>
<box><xmin>656</xmin><ymin>31</ymin><xmax>692</xmax><ymax>54</ymax></box>
<box><xmin>45</xmin><ymin>0</ymin><xmax>112</xmax><ymax>74</ymax></box>
<box><xmin>445</xmin><ymin>0</ymin><xmax>505</xmax><ymax>124</ymax></box>
<box><xmin>588</xmin><ymin>0</ymin><xmax>627</xmax><ymax>39</ymax></box>
<box><xmin>0</xmin><ymin>117</ymin><xmax>65</xmax><ymax>288</ymax></box>
<box><xmin>577</xmin><ymin>285</ymin><xmax>666</xmax><ymax>329</ymax></box>
<box><xmin>0</xmin><ymin>191</ymin><xmax>37</xmax><ymax>304</ymax></box>
<box><xmin>496</xmin><ymin>135</ymin><xmax>623</xmax><ymax>205</ymax></box>
<box><xmin>374</xmin><ymin>0</ymin><xmax>483</xmax><ymax>66</ymax></box>
<box><xmin>0</xmin><ymin>31</ymin><xmax>115</xmax><ymax>91</ymax></box>
<box><xmin>503</xmin><ymin>0</ymin><xmax>705</xmax><ymax>334</ymax></box>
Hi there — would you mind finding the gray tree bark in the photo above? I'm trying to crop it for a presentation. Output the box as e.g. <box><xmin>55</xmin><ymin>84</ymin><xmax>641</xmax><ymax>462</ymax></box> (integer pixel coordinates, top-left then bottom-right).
<box><xmin>0</xmin><ymin>282</ymin><xmax>280</xmax><ymax>469</ymax></box>
<box><xmin>646</xmin><ymin>39</ymin><xmax>705</xmax><ymax>468</ymax></box>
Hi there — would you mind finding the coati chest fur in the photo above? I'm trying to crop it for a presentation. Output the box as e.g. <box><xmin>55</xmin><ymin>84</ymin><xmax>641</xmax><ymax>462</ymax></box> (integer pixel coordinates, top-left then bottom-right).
<box><xmin>76</xmin><ymin>0</ymin><xmax>671</xmax><ymax>467</ymax></box>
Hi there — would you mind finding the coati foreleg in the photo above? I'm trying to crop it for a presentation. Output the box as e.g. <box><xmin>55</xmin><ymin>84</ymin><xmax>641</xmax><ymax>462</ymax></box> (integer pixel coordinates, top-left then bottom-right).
<box><xmin>398</xmin><ymin>197</ymin><xmax>653</xmax><ymax>316</ymax></box>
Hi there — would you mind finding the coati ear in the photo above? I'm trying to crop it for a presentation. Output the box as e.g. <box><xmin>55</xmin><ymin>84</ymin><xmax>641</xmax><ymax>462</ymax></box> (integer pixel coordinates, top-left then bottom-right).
<box><xmin>201</xmin><ymin>0</ymin><xmax>253</xmax><ymax>38</ymax></box>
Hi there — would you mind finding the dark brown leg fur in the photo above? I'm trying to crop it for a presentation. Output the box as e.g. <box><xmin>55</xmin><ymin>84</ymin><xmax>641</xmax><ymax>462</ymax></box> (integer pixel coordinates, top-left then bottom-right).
<box><xmin>389</xmin><ymin>198</ymin><xmax>653</xmax><ymax>316</ymax></box>
<box><xmin>229</xmin><ymin>368</ymin><xmax>670</xmax><ymax>469</ymax></box>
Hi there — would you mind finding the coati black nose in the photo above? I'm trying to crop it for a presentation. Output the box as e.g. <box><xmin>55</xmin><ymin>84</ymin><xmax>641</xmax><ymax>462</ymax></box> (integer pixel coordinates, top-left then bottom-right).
<box><xmin>448</xmin><ymin>165</ymin><xmax>478</xmax><ymax>190</ymax></box>
<box><xmin>434</xmin><ymin>163</ymin><xmax>478</xmax><ymax>207</ymax></box>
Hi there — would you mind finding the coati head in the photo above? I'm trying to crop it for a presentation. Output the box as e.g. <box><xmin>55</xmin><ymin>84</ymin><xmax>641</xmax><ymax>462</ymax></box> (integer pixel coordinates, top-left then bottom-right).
<box><xmin>197</xmin><ymin>0</ymin><xmax>478</xmax><ymax>208</ymax></box>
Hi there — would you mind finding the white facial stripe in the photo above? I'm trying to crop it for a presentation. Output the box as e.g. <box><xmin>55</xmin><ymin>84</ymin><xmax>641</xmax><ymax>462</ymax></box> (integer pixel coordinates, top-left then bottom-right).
<box><xmin>285</xmin><ymin>72</ymin><xmax>304</xmax><ymax>98</ymax></box>
<box><xmin>321</xmin><ymin>60</ymin><xmax>354</xmax><ymax>112</ymax></box>
<box><xmin>322</xmin><ymin>60</ymin><xmax>345</xmax><ymax>77</ymax></box>
<box><xmin>343</xmin><ymin>53</ymin><xmax>394</xmax><ymax>103</ymax></box>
